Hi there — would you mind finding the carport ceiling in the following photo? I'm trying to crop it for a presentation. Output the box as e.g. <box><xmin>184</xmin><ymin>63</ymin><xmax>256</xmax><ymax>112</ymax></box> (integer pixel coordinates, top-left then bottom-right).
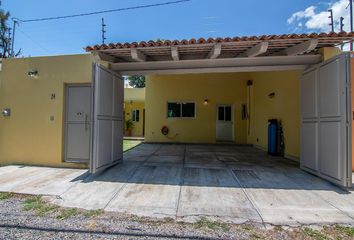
<box><xmin>86</xmin><ymin>32</ymin><xmax>354</xmax><ymax>74</ymax></box>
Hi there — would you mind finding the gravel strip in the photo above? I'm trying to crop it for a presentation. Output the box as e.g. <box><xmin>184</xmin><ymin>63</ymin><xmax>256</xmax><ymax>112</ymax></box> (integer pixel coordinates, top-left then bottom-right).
<box><xmin>0</xmin><ymin>194</ymin><xmax>353</xmax><ymax>240</ymax></box>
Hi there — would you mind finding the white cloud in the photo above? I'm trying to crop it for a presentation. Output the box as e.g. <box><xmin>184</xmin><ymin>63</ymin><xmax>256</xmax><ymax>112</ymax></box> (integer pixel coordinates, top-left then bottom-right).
<box><xmin>288</xmin><ymin>6</ymin><xmax>316</xmax><ymax>24</ymax></box>
<box><xmin>287</xmin><ymin>0</ymin><xmax>351</xmax><ymax>32</ymax></box>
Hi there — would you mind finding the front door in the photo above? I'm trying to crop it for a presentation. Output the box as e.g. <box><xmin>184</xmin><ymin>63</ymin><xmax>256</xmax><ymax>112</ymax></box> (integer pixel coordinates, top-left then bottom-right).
<box><xmin>301</xmin><ymin>53</ymin><xmax>352</xmax><ymax>187</ymax></box>
<box><xmin>216</xmin><ymin>105</ymin><xmax>234</xmax><ymax>141</ymax></box>
<box><xmin>64</xmin><ymin>85</ymin><xmax>91</xmax><ymax>163</ymax></box>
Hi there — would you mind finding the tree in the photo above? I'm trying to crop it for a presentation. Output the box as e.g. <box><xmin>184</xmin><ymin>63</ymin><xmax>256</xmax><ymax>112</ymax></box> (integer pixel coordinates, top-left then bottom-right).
<box><xmin>128</xmin><ymin>75</ymin><xmax>146</xmax><ymax>88</ymax></box>
<box><xmin>0</xmin><ymin>1</ymin><xmax>19</xmax><ymax>58</ymax></box>
<box><xmin>0</xmin><ymin>0</ymin><xmax>11</xmax><ymax>58</ymax></box>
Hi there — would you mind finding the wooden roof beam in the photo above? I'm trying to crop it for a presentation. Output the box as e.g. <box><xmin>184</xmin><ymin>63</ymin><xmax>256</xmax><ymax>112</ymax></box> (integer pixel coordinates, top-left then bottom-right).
<box><xmin>131</xmin><ymin>48</ymin><xmax>146</xmax><ymax>62</ymax></box>
<box><xmin>207</xmin><ymin>43</ymin><xmax>222</xmax><ymax>59</ymax></box>
<box><xmin>246</xmin><ymin>42</ymin><xmax>269</xmax><ymax>57</ymax></box>
<box><xmin>171</xmin><ymin>46</ymin><xmax>179</xmax><ymax>61</ymax></box>
<box><xmin>285</xmin><ymin>39</ymin><xmax>319</xmax><ymax>56</ymax></box>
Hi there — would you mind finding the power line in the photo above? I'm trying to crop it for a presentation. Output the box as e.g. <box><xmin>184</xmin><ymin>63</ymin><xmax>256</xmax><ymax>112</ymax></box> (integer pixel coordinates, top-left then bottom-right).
<box><xmin>13</xmin><ymin>0</ymin><xmax>191</xmax><ymax>23</ymax></box>
<box><xmin>17</xmin><ymin>28</ymin><xmax>52</xmax><ymax>54</ymax></box>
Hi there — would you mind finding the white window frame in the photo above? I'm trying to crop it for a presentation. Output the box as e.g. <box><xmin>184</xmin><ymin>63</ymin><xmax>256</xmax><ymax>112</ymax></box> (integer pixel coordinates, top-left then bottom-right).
<box><xmin>132</xmin><ymin>109</ymin><xmax>140</xmax><ymax>122</ymax></box>
<box><xmin>167</xmin><ymin>101</ymin><xmax>196</xmax><ymax>119</ymax></box>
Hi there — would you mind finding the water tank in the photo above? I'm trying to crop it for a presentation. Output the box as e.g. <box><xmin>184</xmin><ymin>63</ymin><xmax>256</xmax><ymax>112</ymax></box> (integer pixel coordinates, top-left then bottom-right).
<box><xmin>268</xmin><ymin>119</ymin><xmax>278</xmax><ymax>155</ymax></box>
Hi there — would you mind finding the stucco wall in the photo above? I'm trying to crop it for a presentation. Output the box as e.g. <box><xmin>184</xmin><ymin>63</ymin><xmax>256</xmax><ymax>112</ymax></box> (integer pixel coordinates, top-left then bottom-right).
<box><xmin>145</xmin><ymin>73</ymin><xmax>250</xmax><ymax>144</ymax></box>
<box><xmin>0</xmin><ymin>54</ymin><xmax>94</xmax><ymax>168</ymax></box>
<box><xmin>124</xmin><ymin>101</ymin><xmax>145</xmax><ymax>137</ymax></box>
<box><xmin>247</xmin><ymin>71</ymin><xmax>301</xmax><ymax>159</ymax></box>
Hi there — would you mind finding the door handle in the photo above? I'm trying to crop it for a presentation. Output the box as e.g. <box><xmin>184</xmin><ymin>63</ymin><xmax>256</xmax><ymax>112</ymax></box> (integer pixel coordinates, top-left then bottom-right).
<box><xmin>85</xmin><ymin>114</ymin><xmax>89</xmax><ymax>131</ymax></box>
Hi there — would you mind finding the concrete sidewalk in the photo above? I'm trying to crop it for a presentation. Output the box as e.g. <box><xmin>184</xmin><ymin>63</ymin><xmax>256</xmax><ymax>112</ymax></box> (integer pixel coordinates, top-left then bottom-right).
<box><xmin>1</xmin><ymin>144</ymin><xmax>354</xmax><ymax>226</ymax></box>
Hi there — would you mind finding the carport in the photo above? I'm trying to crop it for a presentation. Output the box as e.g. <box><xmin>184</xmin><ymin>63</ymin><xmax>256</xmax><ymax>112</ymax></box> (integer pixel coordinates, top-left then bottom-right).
<box><xmin>87</xmin><ymin>32</ymin><xmax>354</xmax><ymax>188</ymax></box>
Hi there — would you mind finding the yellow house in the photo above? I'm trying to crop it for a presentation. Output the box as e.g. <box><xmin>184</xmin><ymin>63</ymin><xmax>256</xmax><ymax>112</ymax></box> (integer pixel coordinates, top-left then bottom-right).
<box><xmin>124</xmin><ymin>88</ymin><xmax>145</xmax><ymax>137</ymax></box>
<box><xmin>1</xmin><ymin>32</ymin><xmax>353</xmax><ymax>187</ymax></box>
<box><xmin>0</xmin><ymin>54</ymin><xmax>95</xmax><ymax>168</ymax></box>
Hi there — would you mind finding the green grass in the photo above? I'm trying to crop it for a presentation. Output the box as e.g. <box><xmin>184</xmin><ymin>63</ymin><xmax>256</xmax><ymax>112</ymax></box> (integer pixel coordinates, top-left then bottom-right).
<box><xmin>23</xmin><ymin>196</ymin><xmax>58</xmax><ymax>216</ymax></box>
<box><xmin>335</xmin><ymin>225</ymin><xmax>354</xmax><ymax>238</ymax></box>
<box><xmin>56</xmin><ymin>208</ymin><xmax>80</xmax><ymax>220</ymax></box>
<box><xmin>22</xmin><ymin>195</ymin><xmax>105</xmax><ymax>220</ymax></box>
<box><xmin>123</xmin><ymin>140</ymin><xmax>142</xmax><ymax>152</ymax></box>
<box><xmin>0</xmin><ymin>192</ymin><xmax>13</xmax><ymax>200</ymax></box>
<box><xmin>194</xmin><ymin>217</ymin><xmax>230</xmax><ymax>232</ymax></box>
<box><xmin>82</xmin><ymin>209</ymin><xmax>104</xmax><ymax>218</ymax></box>
<box><xmin>303</xmin><ymin>227</ymin><xmax>329</xmax><ymax>240</ymax></box>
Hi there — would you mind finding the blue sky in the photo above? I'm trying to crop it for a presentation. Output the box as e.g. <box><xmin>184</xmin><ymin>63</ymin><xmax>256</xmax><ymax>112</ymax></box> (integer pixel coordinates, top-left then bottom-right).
<box><xmin>2</xmin><ymin>0</ymin><xmax>350</xmax><ymax>56</ymax></box>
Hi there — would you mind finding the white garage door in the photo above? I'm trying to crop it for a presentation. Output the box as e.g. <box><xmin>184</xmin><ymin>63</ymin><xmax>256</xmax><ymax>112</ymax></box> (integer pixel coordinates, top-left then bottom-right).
<box><xmin>90</xmin><ymin>63</ymin><xmax>124</xmax><ymax>173</ymax></box>
<box><xmin>301</xmin><ymin>53</ymin><xmax>352</xmax><ymax>187</ymax></box>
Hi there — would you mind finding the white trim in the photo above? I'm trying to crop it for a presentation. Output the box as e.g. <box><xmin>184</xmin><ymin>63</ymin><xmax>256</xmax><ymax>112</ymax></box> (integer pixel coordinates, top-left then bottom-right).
<box><xmin>119</xmin><ymin>65</ymin><xmax>308</xmax><ymax>75</ymax></box>
<box><xmin>110</xmin><ymin>55</ymin><xmax>321</xmax><ymax>75</ymax></box>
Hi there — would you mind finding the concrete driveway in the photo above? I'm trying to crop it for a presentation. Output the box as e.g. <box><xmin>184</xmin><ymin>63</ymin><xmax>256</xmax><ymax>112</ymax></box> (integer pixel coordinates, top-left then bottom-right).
<box><xmin>1</xmin><ymin>143</ymin><xmax>354</xmax><ymax>226</ymax></box>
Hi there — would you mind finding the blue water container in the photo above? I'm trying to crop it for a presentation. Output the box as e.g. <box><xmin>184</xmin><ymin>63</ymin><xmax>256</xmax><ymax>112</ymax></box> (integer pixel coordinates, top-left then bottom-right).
<box><xmin>268</xmin><ymin>119</ymin><xmax>278</xmax><ymax>155</ymax></box>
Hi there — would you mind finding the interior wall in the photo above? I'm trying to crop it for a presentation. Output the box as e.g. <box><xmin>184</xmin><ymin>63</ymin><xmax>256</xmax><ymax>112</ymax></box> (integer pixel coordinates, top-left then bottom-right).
<box><xmin>0</xmin><ymin>54</ymin><xmax>94</xmax><ymax>168</ymax></box>
<box><xmin>145</xmin><ymin>73</ymin><xmax>250</xmax><ymax>143</ymax></box>
<box><xmin>124</xmin><ymin>101</ymin><xmax>145</xmax><ymax>137</ymax></box>
<box><xmin>247</xmin><ymin>70</ymin><xmax>301</xmax><ymax>159</ymax></box>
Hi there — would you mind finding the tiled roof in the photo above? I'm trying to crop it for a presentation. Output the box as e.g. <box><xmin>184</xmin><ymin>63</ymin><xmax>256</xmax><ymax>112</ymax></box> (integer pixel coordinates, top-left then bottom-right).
<box><xmin>85</xmin><ymin>32</ymin><xmax>354</xmax><ymax>51</ymax></box>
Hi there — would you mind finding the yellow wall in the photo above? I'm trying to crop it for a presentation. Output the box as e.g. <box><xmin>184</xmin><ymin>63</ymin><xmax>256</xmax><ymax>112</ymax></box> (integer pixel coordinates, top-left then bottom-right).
<box><xmin>124</xmin><ymin>88</ymin><xmax>145</xmax><ymax>102</ymax></box>
<box><xmin>145</xmin><ymin>73</ymin><xmax>249</xmax><ymax>143</ymax></box>
<box><xmin>124</xmin><ymin>101</ymin><xmax>145</xmax><ymax>137</ymax></box>
<box><xmin>247</xmin><ymin>71</ymin><xmax>301</xmax><ymax>159</ymax></box>
<box><xmin>0</xmin><ymin>54</ymin><xmax>94</xmax><ymax>168</ymax></box>
<box><xmin>321</xmin><ymin>47</ymin><xmax>342</xmax><ymax>61</ymax></box>
<box><xmin>145</xmin><ymin>71</ymin><xmax>301</xmax><ymax>159</ymax></box>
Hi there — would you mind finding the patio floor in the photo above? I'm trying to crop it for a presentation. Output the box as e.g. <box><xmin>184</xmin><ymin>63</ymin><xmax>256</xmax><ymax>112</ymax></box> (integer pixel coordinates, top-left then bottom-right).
<box><xmin>0</xmin><ymin>143</ymin><xmax>354</xmax><ymax>225</ymax></box>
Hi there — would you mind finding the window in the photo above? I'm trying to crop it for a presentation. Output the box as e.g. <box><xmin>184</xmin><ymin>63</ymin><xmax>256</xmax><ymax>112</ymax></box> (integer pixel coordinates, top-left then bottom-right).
<box><xmin>218</xmin><ymin>106</ymin><xmax>232</xmax><ymax>122</ymax></box>
<box><xmin>132</xmin><ymin>109</ymin><xmax>140</xmax><ymax>122</ymax></box>
<box><xmin>167</xmin><ymin>102</ymin><xmax>195</xmax><ymax>118</ymax></box>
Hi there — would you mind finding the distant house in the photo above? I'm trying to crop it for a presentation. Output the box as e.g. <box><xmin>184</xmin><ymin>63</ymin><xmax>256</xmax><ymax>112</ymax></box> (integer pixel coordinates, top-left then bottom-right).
<box><xmin>124</xmin><ymin>88</ymin><xmax>145</xmax><ymax>137</ymax></box>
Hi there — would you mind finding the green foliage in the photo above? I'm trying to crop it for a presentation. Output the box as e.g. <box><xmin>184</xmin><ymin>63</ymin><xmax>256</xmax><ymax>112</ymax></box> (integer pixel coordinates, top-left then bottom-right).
<box><xmin>123</xmin><ymin>140</ymin><xmax>142</xmax><ymax>152</ymax></box>
<box><xmin>194</xmin><ymin>217</ymin><xmax>230</xmax><ymax>232</ymax></box>
<box><xmin>335</xmin><ymin>225</ymin><xmax>354</xmax><ymax>237</ymax></box>
<box><xmin>0</xmin><ymin>0</ymin><xmax>11</xmax><ymax>58</ymax></box>
<box><xmin>23</xmin><ymin>196</ymin><xmax>58</xmax><ymax>216</ymax></box>
<box><xmin>125</xmin><ymin>119</ymin><xmax>134</xmax><ymax>130</ymax></box>
<box><xmin>56</xmin><ymin>208</ymin><xmax>80</xmax><ymax>220</ymax></box>
<box><xmin>0</xmin><ymin>192</ymin><xmax>12</xmax><ymax>200</ymax></box>
<box><xmin>82</xmin><ymin>209</ymin><xmax>104</xmax><ymax>218</ymax></box>
<box><xmin>128</xmin><ymin>75</ymin><xmax>145</xmax><ymax>88</ymax></box>
<box><xmin>303</xmin><ymin>227</ymin><xmax>329</xmax><ymax>240</ymax></box>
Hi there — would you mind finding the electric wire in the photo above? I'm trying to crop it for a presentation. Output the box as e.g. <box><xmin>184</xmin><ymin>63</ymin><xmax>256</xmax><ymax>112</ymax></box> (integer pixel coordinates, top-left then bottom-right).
<box><xmin>13</xmin><ymin>0</ymin><xmax>191</xmax><ymax>23</ymax></box>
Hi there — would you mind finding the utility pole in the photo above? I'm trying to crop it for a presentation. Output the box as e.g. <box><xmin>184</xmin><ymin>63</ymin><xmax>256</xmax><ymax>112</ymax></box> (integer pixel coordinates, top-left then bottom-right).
<box><xmin>7</xmin><ymin>27</ymin><xmax>11</xmax><ymax>57</ymax></box>
<box><xmin>101</xmin><ymin>18</ymin><xmax>106</xmax><ymax>44</ymax></box>
<box><xmin>340</xmin><ymin>17</ymin><xmax>345</xmax><ymax>50</ymax></box>
<box><xmin>328</xmin><ymin>9</ymin><xmax>334</xmax><ymax>32</ymax></box>
<box><xmin>11</xmin><ymin>19</ymin><xmax>17</xmax><ymax>57</ymax></box>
